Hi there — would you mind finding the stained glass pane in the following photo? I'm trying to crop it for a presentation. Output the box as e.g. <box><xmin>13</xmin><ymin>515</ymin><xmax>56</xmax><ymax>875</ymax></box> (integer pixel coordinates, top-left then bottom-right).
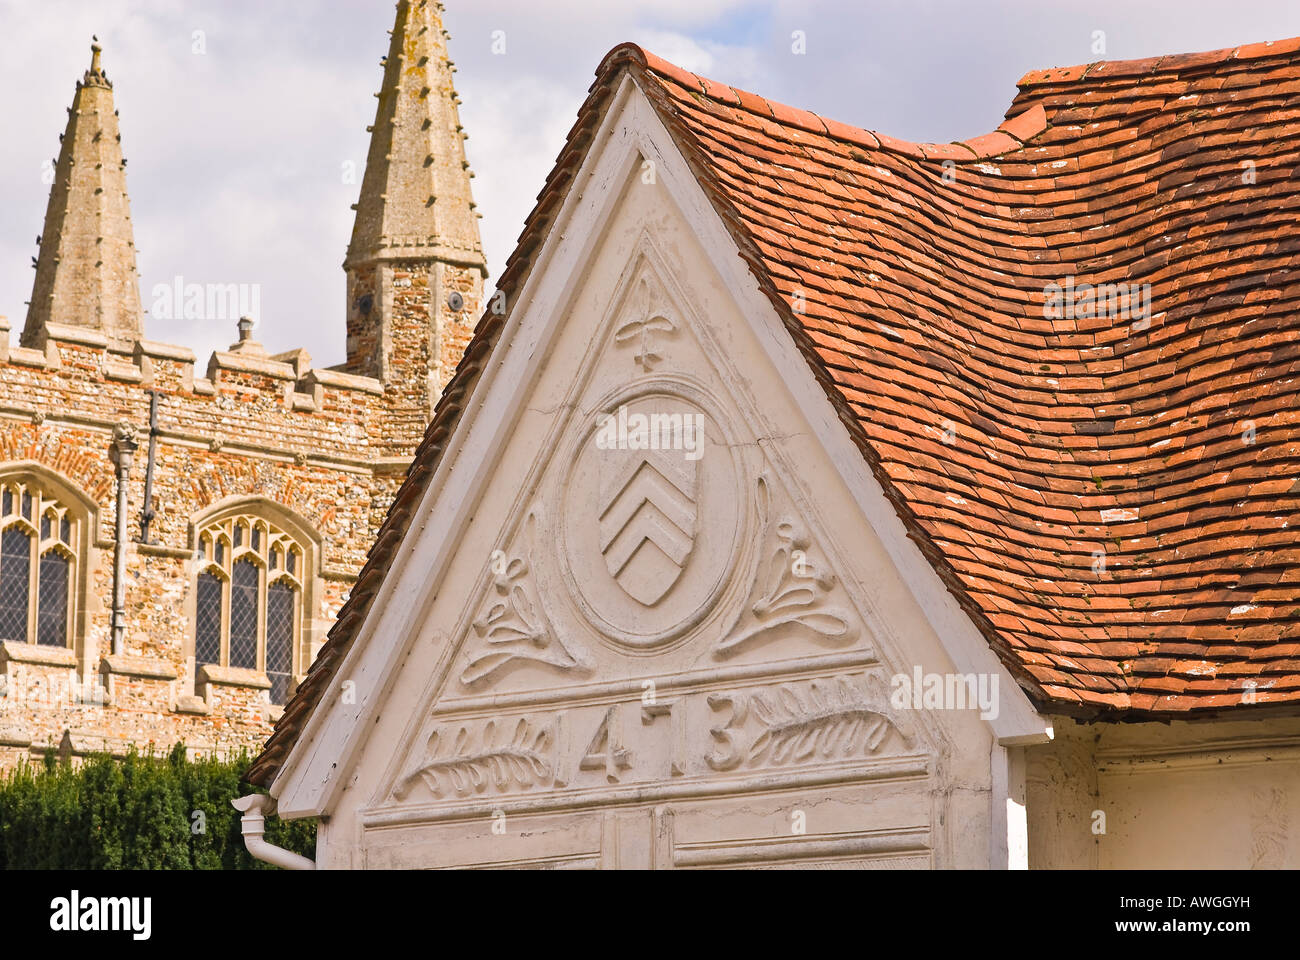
<box><xmin>1</xmin><ymin>490</ymin><xmax>10</xmax><ymax>515</ymax></box>
<box><xmin>252</xmin><ymin>527</ymin><xmax>261</xmax><ymax>552</ymax></box>
<box><xmin>229</xmin><ymin>559</ymin><xmax>259</xmax><ymax>670</ymax></box>
<box><xmin>21</xmin><ymin>492</ymin><xmax>31</xmax><ymax>518</ymax></box>
<box><xmin>195</xmin><ymin>573</ymin><xmax>222</xmax><ymax>666</ymax></box>
<box><xmin>0</xmin><ymin>527</ymin><xmax>31</xmax><ymax>642</ymax></box>
<box><xmin>287</xmin><ymin>550</ymin><xmax>296</xmax><ymax>576</ymax></box>
<box><xmin>60</xmin><ymin>516</ymin><xmax>70</xmax><ymax>543</ymax></box>
<box><xmin>41</xmin><ymin>514</ymin><xmax>51</xmax><ymax>540</ymax></box>
<box><xmin>266</xmin><ymin>582</ymin><xmax>295</xmax><ymax>705</ymax></box>
<box><xmin>36</xmin><ymin>551</ymin><xmax>68</xmax><ymax>647</ymax></box>
<box><xmin>234</xmin><ymin>524</ymin><xmax>243</xmax><ymax>548</ymax></box>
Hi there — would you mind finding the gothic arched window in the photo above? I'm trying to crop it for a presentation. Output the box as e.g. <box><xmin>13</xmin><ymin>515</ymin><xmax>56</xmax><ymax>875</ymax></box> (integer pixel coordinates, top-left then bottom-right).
<box><xmin>193</xmin><ymin>511</ymin><xmax>306</xmax><ymax>705</ymax></box>
<box><xmin>0</xmin><ymin>479</ymin><xmax>78</xmax><ymax>648</ymax></box>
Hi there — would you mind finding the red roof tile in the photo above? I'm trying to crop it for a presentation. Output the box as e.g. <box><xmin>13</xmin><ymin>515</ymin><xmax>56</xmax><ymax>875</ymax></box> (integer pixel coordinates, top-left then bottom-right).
<box><xmin>247</xmin><ymin>34</ymin><xmax>1300</xmax><ymax>786</ymax></box>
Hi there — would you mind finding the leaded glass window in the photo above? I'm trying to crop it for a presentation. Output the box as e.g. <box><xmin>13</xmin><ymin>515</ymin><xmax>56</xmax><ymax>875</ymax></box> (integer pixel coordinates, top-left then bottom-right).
<box><xmin>229</xmin><ymin>559</ymin><xmax>259</xmax><ymax>670</ymax></box>
<box><xmin>193</xmin><ymin>511</ymin><xmax>306</xmax><ymax>705</ymax></box>
<box><xmin>266</xmin><ymin>582</ymin><xmax>295</xmax><ymax>706</ymax></box>
<box><xmin>0</xmin><ymin>527</ymin><xmax>30</xmax><ymax>642</ymax></box>
<box><xmin>195</xmin><ymin>572</ymin><xmax>222</xmax><ymax>666</ymax></box>
<box><xmin>36</xmin><ymin>552</ymin><xmax>69</xmax><ymax>647</ymax></box>
<box><xmin>0</xmin><ymin>478</ymin><xmax>79</xmax><ymax>648</ymax></box>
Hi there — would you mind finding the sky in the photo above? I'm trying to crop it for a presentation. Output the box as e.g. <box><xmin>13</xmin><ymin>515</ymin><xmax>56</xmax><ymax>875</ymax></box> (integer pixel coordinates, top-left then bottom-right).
<box><xmin>0</xmin><ymin>0</ymin><xmax>1296</xmax><ymax>368</ymax></box>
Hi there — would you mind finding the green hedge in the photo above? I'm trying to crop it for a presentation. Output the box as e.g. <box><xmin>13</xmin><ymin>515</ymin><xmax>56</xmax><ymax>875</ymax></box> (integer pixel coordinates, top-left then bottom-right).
<box><xmin>0</xmin><ymin>744</ymin><xmax>315</xmax><ymax>869</ymax></box>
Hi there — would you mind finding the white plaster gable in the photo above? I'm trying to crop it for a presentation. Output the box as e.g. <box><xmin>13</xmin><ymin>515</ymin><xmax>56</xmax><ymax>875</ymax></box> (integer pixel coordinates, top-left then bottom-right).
<box><xmin>272</xmin><ymin>77</ymin><xmax>1047</xmax><ymax>863</ymax></box>
<box><xmin>375</xmin><ymin>223</ymin><xmax>936</xmax><ymax>789</ymax></box>
<box><xmin>337</xmin><ymin>177</ymin><xmax>972</xmax><ymax>867</ymax></box>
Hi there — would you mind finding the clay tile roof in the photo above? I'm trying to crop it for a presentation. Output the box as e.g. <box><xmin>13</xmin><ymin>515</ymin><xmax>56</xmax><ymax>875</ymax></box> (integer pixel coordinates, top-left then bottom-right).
<box><xmin>247</xmin><ymin>34</ymin><xmax>1300</xmax><ymax>786</ymax></box>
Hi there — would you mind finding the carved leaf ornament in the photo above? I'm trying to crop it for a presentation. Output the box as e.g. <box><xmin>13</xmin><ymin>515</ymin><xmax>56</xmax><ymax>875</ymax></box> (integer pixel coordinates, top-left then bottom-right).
<box><xmin>461</xmin><ymin>514</ymin><xmax>590</xmax><ymax>686</ymax></box>
<box><xmin>748</xmin><ymin>677</ymin><xmax>898</xmax><ymax>766</ymax></box>
<box><xmin>394</xmin><ymin>717</ymin><xmax>552</xmax><ymax>799</ymax></box>
<box><xmin>716</xmin><ymin>476</ymin><xmax>856</xmax><ymax>657</ymax></box>
<box><xmin>614</xmin><ymin>276</ymin><xmax>676</xmax><ymax>370</ymax></box>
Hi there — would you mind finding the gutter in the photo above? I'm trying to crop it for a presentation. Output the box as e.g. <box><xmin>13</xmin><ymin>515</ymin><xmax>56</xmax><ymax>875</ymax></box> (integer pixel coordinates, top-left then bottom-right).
<box><xmin>232</xmin><ymin>794</ymin><xmax>316</xmax><ymax>870</ymax></box>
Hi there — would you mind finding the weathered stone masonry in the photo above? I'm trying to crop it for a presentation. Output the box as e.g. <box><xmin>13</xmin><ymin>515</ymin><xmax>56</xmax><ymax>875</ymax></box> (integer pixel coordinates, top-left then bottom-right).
<box><xmin>0</xmin><ymin>0</ymin><xmax>486</xmax><ymax>769</ymax></box>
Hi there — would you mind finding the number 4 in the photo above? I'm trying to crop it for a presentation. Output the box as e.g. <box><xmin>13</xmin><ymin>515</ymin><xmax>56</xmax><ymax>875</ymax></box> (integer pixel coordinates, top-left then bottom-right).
<box><xmin>579</xmin><ymin>706</ymin><xmax>632</xmax><ymax>783</ymax></box>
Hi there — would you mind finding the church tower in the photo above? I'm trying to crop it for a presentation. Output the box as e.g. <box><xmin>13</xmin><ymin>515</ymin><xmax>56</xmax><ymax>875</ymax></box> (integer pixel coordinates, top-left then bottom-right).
<box><xmin>23</xmin><ymin>42</ymin><xmax>143</xmax><ymax>349</ymax></box>
<box><xmin>344</xmin><ymin>0</ymin><xmax>487</xmax><ymax>453</ymax></box>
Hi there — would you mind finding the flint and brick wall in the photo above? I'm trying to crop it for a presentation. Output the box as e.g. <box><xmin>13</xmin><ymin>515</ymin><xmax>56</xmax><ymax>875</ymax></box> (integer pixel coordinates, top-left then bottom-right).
<box><xmin>0</xmin><ymin>316</ymin><xmax>429</xmax><ymax>770</ymax></box>
<box><xmin>347</xmin><ymin>260</ymin><xmax>485</xmax><ymax>458</ymax></box>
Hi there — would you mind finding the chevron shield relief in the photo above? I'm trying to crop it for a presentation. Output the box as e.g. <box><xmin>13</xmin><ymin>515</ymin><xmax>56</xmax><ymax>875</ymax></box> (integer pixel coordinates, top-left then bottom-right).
<box><xmin>597</xmin><ymin>438</ymin><xmax>698</xmax><ymax>605</ymax></box>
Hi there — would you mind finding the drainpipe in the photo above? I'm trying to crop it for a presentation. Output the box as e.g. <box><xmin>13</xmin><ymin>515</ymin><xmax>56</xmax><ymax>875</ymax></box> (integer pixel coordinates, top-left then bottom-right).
<box><xmin>139</xmin><ymin>391</ymin><xmax>160</xmax><ymax>544</ymax></box>
<box><xmin>108</xmin><ymin>423</ymin><xmax>138</xmax><ymax>656</ymax></box>
<box><xmin>232</xmin><ymin>794</ymin><xmax>316</xmax><ymax>870</ymax></box>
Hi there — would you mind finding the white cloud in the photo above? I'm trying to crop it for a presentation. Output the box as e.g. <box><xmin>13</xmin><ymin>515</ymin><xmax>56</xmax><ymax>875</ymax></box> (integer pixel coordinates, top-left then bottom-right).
<box><xmin>633</xmin><ymin>30</ymin><xmax>720</xmax><ymax>73</ymax></box>
<box><xmin>2</xmin><ymin>0</ymin><xmax>1297</xmax><ymax>368</ymax></box>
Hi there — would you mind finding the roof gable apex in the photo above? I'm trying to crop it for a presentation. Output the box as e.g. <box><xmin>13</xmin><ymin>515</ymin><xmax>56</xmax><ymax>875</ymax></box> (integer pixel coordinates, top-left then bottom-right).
<box><xmin>254</xmin><ymin>53</ymin><xmax>1060</xmax><ymax>804</ymax></box>
<box><xmin>271</xmin><ymin>100</ymin><xmax>1049</xmax><ymax>827</ymax></box>
<box><xmin>255</xmin><ymin>71</ymin><xmax>686</xmax><ymax>804</ymax></box>
<box><xmin>255</xmin><ymin>29</ymin><xmax>1300</xmax><ymax>796</ymax></box>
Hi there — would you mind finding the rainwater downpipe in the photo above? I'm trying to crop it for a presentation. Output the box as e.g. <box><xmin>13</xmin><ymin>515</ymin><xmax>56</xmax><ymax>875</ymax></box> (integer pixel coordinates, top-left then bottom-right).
<box><xmin>232</xmin><ymin>794</ymin><xmax>316</xmax><ymax>870</ymax></box>
<box><xmin>139</xmin><ymin>390</ymin><xmax>160</xmax><ymax>544</ymax></box>
<box><xmin>108</xmin><ymin>423</ymin><xmax>138</xmax><ymax>656</ymax></box>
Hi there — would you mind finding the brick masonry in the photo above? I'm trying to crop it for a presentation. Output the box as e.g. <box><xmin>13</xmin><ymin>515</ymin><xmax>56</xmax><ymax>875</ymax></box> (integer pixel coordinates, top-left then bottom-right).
<box><xmin>0</xmin><ymin>0</ymin><xmax>487</xmax><ymax>771</ymax></box>
<box><xmin>0</xmin><ymin>318</ymin><xmax>423</xmax><ymax>768</ymax></box>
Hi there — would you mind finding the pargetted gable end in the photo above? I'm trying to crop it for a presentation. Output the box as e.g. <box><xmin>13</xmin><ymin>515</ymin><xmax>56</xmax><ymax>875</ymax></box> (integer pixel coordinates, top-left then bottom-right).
<box><xmin>257</xmin><ymin>71</ymin><xmax>1046</xmax><ymax>870</ymax></box>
